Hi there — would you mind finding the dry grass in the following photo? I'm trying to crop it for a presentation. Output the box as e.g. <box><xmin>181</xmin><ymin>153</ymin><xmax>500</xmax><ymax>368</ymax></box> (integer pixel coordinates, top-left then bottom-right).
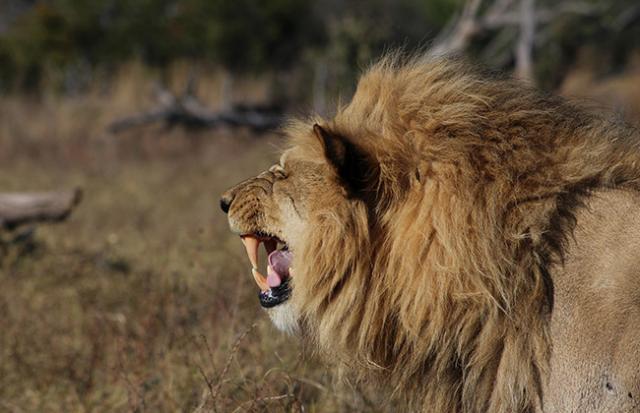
<box><xmin>1</xmin><ymin>61</ymin><xmax>638</xmax><ymax>412</ymax></box>
<box><xmin>0</xmin><ymin>70</ymin><xmax>376</xmax><ymax>413</ymax></box>
<box><xmin>560</xmin><ymin>53</ymin><xmax>640</xmax><ymax>126</ymax></box>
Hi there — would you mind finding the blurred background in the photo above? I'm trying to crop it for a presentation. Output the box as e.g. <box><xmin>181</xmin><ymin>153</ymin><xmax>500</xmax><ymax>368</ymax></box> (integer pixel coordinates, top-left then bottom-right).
<box><xmin>0</xmin><ymin>1</ymin><xmax>638</xmax><ymax>412</ymax></box>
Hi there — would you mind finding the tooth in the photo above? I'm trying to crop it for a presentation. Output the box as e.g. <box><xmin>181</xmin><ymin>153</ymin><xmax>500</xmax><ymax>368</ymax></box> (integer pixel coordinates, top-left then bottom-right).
<box><xmin>289</xmin><ymin>267</ymin><xmax>294</xmax><ymax>276</ymax></box>
<box><xmin>241</xmin><ymin>236</ymin><xmax>259</xmax><ymax>269</ymax></box>
<box><xmin>252</xmin><ymin>268</ymin><xmax>269</xmax><ymax>291</ymax></box>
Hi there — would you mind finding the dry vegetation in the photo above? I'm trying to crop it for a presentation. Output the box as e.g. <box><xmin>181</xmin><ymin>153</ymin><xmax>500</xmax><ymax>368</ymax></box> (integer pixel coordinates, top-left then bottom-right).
<box><xmin>560</xmin><ymin>54</ymin><xmax>640</xmax><ymax>124</ymax></box>
<box><xmin>1</xmin><ymin>60</ymin><xmax>639</xmax><ymax>413</ymax></box>
<box><xmin>0</xmin><ymin>66</ymin><xmax>378</xmax><ymax>413</ymax></box>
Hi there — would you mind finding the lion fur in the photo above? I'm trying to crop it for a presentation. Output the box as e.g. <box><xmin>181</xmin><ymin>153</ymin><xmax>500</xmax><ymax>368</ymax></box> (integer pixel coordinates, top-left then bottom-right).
<box><xmin>283</xmin><ymin>55</ymin><xmax>640</xmax><ymax>412</ymax></box>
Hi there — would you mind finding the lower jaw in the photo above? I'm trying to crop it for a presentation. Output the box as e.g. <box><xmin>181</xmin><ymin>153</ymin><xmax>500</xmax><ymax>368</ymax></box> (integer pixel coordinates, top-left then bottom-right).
<box><xmin>258</xmin><ymin>279</ymin><xmax>291</xmax><ymax>308</ymax></box>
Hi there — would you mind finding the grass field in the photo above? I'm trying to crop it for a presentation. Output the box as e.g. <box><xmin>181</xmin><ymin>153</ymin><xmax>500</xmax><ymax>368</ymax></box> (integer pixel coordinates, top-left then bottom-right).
<box><xmin>1</xmin><ymin>60</ymin><xmax>638</xmax><ymax>412</ymax></box>
<box><xmin>0</xmin><ymin>85</ymin><xmax>379</xmax><ymax>412</ymax></box>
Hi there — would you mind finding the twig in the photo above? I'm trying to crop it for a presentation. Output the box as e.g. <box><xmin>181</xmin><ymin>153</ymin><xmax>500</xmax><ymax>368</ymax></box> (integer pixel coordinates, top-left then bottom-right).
<box><xmin>194</xmin><ymin>323</ymin><xmax>257</xmax><ymax>411</ymax></box>
<box><xmin>230</xmin><ymin>394</ymin><xmax>295</xmax><ymax>413</ymax></box>
<box><xmin>116</xmin><ymin>342</ymin><xmax>146</xmax><ymax>412</ymax></box>
<box><xmin>431</xmin><ymin>0</ymin><xmax>483</xmax><ymax>55</ymax></box>
<box><xmin>212</xmin><ymin>323</ymin><xmax>257</xmax><ymax>398</ymax></box>
<box><xmin>197</xmin><ymin>362</ymin><xmax>215</xmax><ymax>407</ymax></box>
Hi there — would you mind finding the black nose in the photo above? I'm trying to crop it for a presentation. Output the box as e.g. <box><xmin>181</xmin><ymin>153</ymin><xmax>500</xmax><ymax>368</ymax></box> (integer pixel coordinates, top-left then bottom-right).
<box><xmin>220</xmin><ymin>193</ymin><xmax>233</xmax><ymax>214</ymax></box>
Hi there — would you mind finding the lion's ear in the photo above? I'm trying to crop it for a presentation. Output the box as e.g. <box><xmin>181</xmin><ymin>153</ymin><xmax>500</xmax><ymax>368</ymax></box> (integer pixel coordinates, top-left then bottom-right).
<box><xmin>313</xmin><ymin>124</ymin><xmax>378</xmax><ymax>196</ymax></box>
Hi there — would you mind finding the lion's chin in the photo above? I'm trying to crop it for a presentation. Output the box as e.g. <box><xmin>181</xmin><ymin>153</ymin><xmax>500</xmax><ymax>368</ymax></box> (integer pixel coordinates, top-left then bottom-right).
<box><xmin>266</xmin><ymin>300</ymin><xmax>300</xmax><ymax>335</ymax></box>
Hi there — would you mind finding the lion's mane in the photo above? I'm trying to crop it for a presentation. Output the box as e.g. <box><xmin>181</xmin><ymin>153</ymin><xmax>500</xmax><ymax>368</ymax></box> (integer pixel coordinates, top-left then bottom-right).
<box><xmin>285</xmin><ymin>55</ymin><xmax>640</xmax><ymax>412</ymax></box>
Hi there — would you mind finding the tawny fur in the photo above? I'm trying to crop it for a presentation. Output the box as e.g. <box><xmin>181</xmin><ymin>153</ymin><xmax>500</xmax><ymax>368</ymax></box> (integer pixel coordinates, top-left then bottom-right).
<box><xmin>282</xmin><ymin>55</ymin><xmax>640</xmax><ymax>412</ymax></box>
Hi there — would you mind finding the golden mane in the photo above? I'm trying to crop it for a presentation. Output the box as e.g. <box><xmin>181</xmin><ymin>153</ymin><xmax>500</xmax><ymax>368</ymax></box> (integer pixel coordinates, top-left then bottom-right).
<box><xmin>284</xmin><ymin>55</ymin><xmax>640</xmax><ymax>412</ymax></box>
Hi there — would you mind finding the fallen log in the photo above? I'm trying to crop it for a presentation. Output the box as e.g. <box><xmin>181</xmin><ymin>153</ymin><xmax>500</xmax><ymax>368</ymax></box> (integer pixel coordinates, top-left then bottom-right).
<box><xmin>0</xmin><ymin>189</ymin><xmax>82</xmax><ymax>230</ymax></box>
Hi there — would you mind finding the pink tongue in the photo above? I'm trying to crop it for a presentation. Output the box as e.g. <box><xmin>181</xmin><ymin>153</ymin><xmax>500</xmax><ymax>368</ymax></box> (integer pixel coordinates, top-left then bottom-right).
<box><xmin>267</xmin><ymin>250</ymin><xmax>293</xmax><ymax>288</ymax></box>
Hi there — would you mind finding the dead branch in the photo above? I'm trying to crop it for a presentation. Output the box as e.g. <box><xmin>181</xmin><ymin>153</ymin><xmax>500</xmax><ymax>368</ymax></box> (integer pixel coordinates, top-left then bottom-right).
<box><xmin>515</xmin><ymin>0</ymin><xmax>535</xmax><ymax>81</ymax></box>
<box><xmin>431</xmin><ymin>0</ymin><xmax>601</xmax><ymax>70</ymax></box>
<box><xmin>431</xmin><ymin>0</ymin><xmax>485</xmax><ymax>56</ymax></box>
<box><xmin>108</xmin><ymin>84</ymin><xmax>283</xmax><ymax>134</ymax></box>
<box><xmin>0</xmin><ymin>189</ymin><xmax>82</xmax><ymax>230</ymax></box>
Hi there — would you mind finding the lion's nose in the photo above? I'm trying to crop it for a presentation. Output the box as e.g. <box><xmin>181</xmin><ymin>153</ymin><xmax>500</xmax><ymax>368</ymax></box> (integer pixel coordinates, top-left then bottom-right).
<box><xmin>220</xmin><ymin>192</ymin><xmax>234</xmax><ymax>214</ymax></box>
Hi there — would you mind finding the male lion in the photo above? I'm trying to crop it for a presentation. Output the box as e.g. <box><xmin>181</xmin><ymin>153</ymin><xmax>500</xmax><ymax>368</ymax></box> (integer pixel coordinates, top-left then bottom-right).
<box><xmin>220</xmin><ymin>55</ymin><xmax>640</xmax><ymax>412</ymax></box>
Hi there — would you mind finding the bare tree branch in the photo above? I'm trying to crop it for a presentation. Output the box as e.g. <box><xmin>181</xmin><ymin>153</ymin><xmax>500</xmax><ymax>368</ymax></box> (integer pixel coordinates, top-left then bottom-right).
<box><xmin>431</xmin><ymin>0</ymin><xmax>484</xmax><ymax>55</ymax></box>
<box><xmin>515</xmin><ymin>0</ymin><xmax>535</xmax><ymax>81</ymax></box>
<box><xmin>535</xmin><ymin>1</ymin><xmax>601</xmax><ymax>22</ymax></box>
<box><xmin>432</xmin><ymin>0</ymin><xmax>602</xmax><ymax>72</ymax></box>
<box><xmin>108</xmin><ymin>85</ymin><xmax>283</xmax><ymax>134</ymax></box>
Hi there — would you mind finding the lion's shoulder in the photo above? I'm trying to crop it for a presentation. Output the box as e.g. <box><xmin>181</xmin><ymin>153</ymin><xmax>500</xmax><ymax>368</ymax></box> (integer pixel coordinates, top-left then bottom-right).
<box><xmin>546</xmin><ymin>188</ymin><xmax>640</xmax><ymax>411</ymax></box>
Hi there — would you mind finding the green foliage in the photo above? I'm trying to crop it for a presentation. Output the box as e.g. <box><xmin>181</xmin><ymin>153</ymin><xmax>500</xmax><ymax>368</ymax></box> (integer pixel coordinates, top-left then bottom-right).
<box><xmin>419</xmin><ymin>0</ymin><xmax>465</xmax><ymax>28</ymax></box>
<box><xmin>0</xmin><ymin>0</ymin><xmax>638</xmax><ymax>92</ymax></box>
<box><xmin>530</xmin><ymin>0</ymin><xmax>640</xmax><ymax>89</ymax></box>
<box><xmin>0</xmin><ymin>0</ymin><xmax>325</xmax><ymax>89</ymax></box>
<box><xmin>192</xmin><ymin>0</ymin><xmax>325</xmax><ymax>71</ymax></box>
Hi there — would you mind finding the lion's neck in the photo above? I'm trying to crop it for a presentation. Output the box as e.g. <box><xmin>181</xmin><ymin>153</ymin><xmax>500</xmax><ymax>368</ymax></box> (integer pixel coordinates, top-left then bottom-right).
<box><xmin>544</xmin><ymin>188</ymin><xmax>640</xmax><ymax>412</ymax></box>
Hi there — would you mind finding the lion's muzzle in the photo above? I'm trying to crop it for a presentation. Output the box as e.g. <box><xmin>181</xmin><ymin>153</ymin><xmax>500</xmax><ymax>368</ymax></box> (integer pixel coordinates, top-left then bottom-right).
<box><xmin>220</xmin><ymin>188</ymin><xmax>294</xmax><ymax>308</ymax></box>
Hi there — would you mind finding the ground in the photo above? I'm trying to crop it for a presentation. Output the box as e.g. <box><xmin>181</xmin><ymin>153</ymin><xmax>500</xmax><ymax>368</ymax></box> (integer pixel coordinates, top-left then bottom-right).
<box><xmin>0</xmin><ymin>87</ymin><xmax>378</xmax><ymax>412</ymax></box>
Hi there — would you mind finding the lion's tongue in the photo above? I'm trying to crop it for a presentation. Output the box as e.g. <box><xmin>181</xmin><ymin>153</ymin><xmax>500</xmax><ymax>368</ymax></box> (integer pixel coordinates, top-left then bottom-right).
<box><xmin>267</xmin><ymin>250</ymin><xmax>293</xmax><ymax>288</ymax></box>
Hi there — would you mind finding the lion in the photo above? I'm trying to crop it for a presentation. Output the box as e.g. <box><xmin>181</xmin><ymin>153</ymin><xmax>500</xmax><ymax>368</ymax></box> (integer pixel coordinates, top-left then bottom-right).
<box><xmin>220</xmin><ymin>54</ymin><xmax>640</xmax><ymax>412</ymax></box>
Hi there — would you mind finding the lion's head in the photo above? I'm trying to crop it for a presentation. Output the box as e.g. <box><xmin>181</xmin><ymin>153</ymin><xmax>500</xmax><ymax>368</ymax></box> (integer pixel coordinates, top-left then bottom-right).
<box><xmin>219</xmin><ymin>132</ymin><xmax>336</xmax><ymax>333</ymax></box>
<box><xmin>221</xmin><ymin>55</ymin><xmax>640</xmax><ymax>411</ymax></box>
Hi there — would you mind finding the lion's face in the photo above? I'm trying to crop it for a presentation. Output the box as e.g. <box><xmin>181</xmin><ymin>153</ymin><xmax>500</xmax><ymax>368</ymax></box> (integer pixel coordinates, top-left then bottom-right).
<box><xmin>220</xmin><ymin>129</ymin><xmax>343</xmax><ymax>333</ymax></box>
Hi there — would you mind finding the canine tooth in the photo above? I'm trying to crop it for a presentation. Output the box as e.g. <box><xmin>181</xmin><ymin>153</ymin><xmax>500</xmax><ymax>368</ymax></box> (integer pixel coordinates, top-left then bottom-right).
<box><xmin>241</xmin><ymin>236</ymin><xmax>259</xmax><ymax>269</ymax></box>
<box><xmin>252</xmin><ymin>268</ymin><xmax>269</xmax><ymax>291</ymax></box>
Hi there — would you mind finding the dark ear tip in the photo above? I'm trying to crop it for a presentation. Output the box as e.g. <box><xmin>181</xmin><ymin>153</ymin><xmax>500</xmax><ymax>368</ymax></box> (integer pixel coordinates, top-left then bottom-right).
<box><xmin>313</xmin><ymin>124</ymin><xmax>335</xmax><ymax>149</ymax></box>
<box><xmin>313</xmin><ymin>123</ymin><xmax>324</xmax><ymax>136</ymax></box>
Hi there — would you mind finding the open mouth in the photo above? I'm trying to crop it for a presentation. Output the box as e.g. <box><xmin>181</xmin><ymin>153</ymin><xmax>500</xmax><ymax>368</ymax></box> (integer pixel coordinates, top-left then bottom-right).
<box><xmin>240</xmin><ymin>232</ymin><xmax>293</xmax><ymax>308</ymax></box>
